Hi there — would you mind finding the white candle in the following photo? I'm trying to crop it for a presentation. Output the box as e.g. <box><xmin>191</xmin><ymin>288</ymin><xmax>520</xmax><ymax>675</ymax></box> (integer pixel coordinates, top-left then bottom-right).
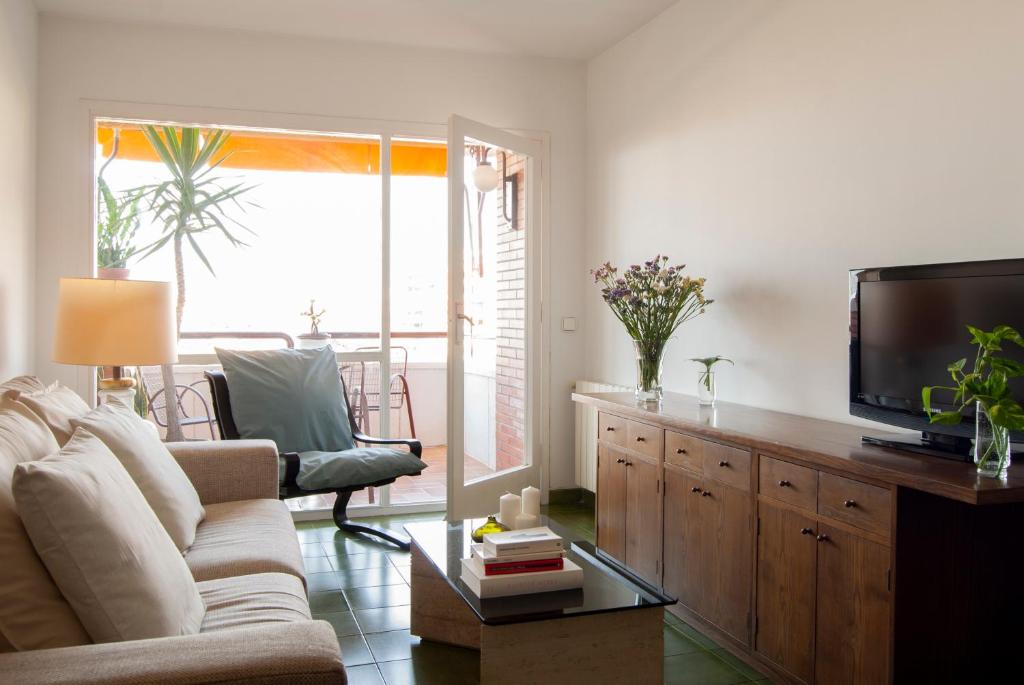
<box><xmin>498</xmin><ymin>492</ymin><xmax>521</xmax><ymax>529</ymax></box>
<box><xmin>521</xmin><ymin>485</ymin><xmax>541</xmax><ymax>517</ymax></box>
<box><xmin>515</xmin><ymin>513</ymin><xmax>540</xmax><ymax>530</ymax></box>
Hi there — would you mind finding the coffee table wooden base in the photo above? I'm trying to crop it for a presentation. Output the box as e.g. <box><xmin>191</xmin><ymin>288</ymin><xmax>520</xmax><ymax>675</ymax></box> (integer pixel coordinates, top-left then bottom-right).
<box><xmin>409</xmin><ymin>542</ymin><xmax>664</xmax><ymax>685</ymax></box>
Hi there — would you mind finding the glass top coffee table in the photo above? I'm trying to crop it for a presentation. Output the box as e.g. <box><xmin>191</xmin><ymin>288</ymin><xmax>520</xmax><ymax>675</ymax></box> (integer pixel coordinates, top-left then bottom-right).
<box><xmin>405</xmin><ymin>517</ymin><xmax>674</xmax><ymax>684</ymax></box>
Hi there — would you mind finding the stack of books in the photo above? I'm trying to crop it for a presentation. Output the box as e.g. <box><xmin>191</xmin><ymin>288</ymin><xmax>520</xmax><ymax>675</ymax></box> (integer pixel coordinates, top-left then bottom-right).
<box><xmin>460</xmin><ymin>527</ymin><xmax>584</xmax><ymax>598</ymax></box>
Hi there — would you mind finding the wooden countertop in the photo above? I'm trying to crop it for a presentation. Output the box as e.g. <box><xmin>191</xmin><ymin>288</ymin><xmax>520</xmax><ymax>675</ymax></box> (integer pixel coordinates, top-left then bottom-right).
<box><xmin>573</xmin><ymin>391</ymin><xmax>1024</xmax><ymax>505</ymax></box>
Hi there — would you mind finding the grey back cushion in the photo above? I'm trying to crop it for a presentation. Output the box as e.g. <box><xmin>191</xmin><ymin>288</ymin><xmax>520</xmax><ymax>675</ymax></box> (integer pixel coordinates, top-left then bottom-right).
<box><xmin>215</xmin><ymin>347</ymin><xmax>355</xmax><ymax>453</ymax></box>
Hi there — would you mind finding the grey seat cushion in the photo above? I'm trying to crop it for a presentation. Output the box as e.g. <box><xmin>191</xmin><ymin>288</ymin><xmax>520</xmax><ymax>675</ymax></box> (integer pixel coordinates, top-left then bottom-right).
<box><xmin>294</xmin><ymin>448</ymin><xmax>426</xmax><ymax>491</ymax></box>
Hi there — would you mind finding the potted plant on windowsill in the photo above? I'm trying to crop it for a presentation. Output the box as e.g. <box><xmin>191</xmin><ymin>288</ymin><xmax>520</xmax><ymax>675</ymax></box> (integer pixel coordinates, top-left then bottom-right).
<box><xmin>592</xmin><ymin>255</ymin><xmax>712</xmax><ymax>404</ymax></box>
<box><xmin>922</xmin><ymin>325</ymin><xmax>1024</xmax><ymax>478</ymax></box>
<box><xmin>96</xmin><ymin>177</ymin><xmax>144</xmax><ymax>280</ymax></box>
<box><xmin>298</xmin><ymin>299</ymin><xmax>331</xmax><ymax>349</ymax></box>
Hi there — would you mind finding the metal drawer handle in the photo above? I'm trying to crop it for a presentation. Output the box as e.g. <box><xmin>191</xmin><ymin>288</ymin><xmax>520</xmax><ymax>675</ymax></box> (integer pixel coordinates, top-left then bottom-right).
<box><xmin>844</xmin><ymin>499</ymin><xmax>857</xmax><ymax>508</ymax></box>
<box><xmin>701</xmin><ymin>490</ymin><xmax>711</xmax><ymax>498</ymax></box>
<box><xmin>635</xmin><ymin>436</ymin><xmax>646</xmax><ymax>442</ymax></box>
<box><xmin>625</xmin><ymin>461</ymin><xmax>633</xmax><ymax>467</ymax></box>
<box><xmin>691</xmin><ymin>486</ymin><xmax>702</xmax><ymax>494</ymax></box>
<box><xmin>615</xmin><ymin>458</ymin><xmax>625</xmax><ymax>464</ymax></box>
<box><xmin>800</xmin><ymin>528</ymin><xmax>815</xmax><ymax>536</ymax></box>
<box><xmin>676</xmin><ymin>448</ymin><xmax>687</xmax><ymax>455</ymax></box>
<box><xmin>606</xmin><ymin>426</ymin><xmax>615</xmax><ymax>432</ymax></box>
<box><xmin>718</xmin><ymin>460</ymin><xmax>729</xmax><ymax>467</ymax></box>
<box><xmin>816</xmin><ymin>534</ymin><xmax>830</xmax><ymax>543</ymax></box>
<box><xmin>778</xmin><ymin>480</ymin><xmax>791</xmax><ymax>487</ymax></box>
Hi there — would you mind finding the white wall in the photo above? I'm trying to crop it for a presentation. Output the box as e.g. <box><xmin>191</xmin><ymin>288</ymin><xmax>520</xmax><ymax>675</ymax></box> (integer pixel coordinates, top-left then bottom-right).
<box><xmin>0</xmin><ymin>0</ymin><xmax>37</xmax><ymax>378</ymax></box>
<box><xmin>36</xmin><ymin>15</ymin><xmax>587</xmax><ymax>488</ymax></box>
<box><xmin>586</xmin><ymin>0</ymin><xmax>1024</xmax><ymax>424</ymax></box>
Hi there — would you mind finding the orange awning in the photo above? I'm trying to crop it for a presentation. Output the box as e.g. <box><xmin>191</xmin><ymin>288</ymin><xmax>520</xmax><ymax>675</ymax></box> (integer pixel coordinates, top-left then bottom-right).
<box><xmin>96</xmin><ymin>125</ymin><xmax>446</xmax><ymax>177</ymax></box>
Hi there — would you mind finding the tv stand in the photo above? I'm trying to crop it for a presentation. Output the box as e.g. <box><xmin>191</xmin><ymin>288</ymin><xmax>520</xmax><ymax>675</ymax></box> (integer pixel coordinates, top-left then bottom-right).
<box><xmin>862</xmin><ymin>431</ymin><xmax>973</xmax><ymax>462</ymax></box>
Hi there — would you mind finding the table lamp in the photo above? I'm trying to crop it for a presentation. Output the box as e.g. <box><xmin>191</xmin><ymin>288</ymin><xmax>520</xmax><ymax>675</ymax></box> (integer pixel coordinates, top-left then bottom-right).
<box><xmin>53</xmin><ymin>277</ymin><xmax>177</xmax><ymax>404</ymax></box>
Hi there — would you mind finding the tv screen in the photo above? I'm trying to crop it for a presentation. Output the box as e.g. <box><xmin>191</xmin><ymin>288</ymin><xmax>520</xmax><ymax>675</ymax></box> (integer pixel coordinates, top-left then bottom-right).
<box><xmin>850</xmin><ymin>259</ymin><xmax>1024</xmax><ymax>438</ymax></box>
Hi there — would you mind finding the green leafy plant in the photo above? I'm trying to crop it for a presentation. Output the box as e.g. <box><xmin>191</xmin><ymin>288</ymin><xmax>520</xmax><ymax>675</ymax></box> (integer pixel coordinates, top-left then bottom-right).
<box><xmin>922</xmin><ymin>325</ymin><xmax>1024</xmax><ymax>473</ymax></box>
<box><xmin>691</xmin><ymin>356</ymin><xmax>733</xmax><ymax>391</ymax></box>
<box><xmin>96</xmin><ymin>177</ymin><xmax>145</xmax><ymax>269</ymax></box>
<box><xmin>136</xmin><ymin>125</ymin><xmax>256</xmax><ymax>440</ymax></box>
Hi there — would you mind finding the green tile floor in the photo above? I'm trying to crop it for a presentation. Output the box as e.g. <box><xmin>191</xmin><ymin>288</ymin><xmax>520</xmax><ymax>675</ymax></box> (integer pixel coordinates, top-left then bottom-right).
<box><xmin>295</xmin><ymin>503</ymin><xmax>769</xmax><ymax>685</ymax></box>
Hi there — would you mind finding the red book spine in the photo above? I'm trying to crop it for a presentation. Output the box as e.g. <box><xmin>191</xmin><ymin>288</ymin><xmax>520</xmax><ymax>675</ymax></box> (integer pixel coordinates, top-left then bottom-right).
<box><xmin>483</xmin><ymin>557</ymin><xmax>565</xmax><ymax>576</ymax></box>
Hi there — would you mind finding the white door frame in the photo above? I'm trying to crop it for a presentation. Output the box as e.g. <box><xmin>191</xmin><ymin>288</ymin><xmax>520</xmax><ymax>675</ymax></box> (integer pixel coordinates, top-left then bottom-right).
<box><xmin>446</xmin><ymin>114</ymin><xmax>547</xmax><ymax>521</ymax></box>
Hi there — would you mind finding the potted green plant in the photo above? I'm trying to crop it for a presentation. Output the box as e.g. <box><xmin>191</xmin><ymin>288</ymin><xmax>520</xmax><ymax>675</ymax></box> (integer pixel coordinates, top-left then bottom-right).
<box><xmin>592</xmin><ymin>255</ymin><xmax>712</xmax><ymax>403</ymax></box>
<box><xmin>922</xmin><ymin>325</ymin><xmax>1024</xmax><ymax>477</ymax></box>
<box><xmin>691</xmin><ymin>356</ymin><xmax>733</xmax><ymax>406</ymax></box>
<box><xmin>96</xmin><ymin>177</ymin><xmax>145</xmax><ymax>279</ymax></box>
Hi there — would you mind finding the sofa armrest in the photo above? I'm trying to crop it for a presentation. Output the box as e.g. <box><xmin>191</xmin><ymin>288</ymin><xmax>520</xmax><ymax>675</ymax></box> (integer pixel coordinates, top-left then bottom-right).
<box><xmin>166</xmin><ymin>439</ymin><xmax>279</xmax><ymax>505</ymax></box>
<box><xmin>0</xmin><ymin>621</ymin><xmax>344</xmax><ymax>685</ymax></box>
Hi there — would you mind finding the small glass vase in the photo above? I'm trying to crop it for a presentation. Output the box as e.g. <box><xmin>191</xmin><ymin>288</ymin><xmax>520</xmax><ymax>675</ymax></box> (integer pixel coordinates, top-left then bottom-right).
<box><xmin>697</xmin><ymin>371</ymin><xmax>716</xmax><ymax>406</ymax></box>
<box><xmin>633</xmin><ymin>338</ymin><xmax>667</xmax><ymax>404</ymax></box>
<box><xmin>975</xmin><ymin>402</ymin><xmax>1011</xmax><ymax>479</ymax></box>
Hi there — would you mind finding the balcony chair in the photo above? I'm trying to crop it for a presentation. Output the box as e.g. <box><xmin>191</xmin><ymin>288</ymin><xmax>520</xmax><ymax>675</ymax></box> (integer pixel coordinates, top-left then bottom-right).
<box><xmin>141</xmin><ymin>366</ymin><xmax>218</xmax><ymax>440</ymax></box>
<box><xmin>204</xmin><ymin>348</ymin><xmax>425</xmax><ymax>550</ymax></box>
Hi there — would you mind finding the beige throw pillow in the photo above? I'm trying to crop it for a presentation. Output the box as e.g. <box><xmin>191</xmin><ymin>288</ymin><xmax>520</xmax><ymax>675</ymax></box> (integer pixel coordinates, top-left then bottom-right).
<box><xmin>0</xmin><ymin>375</ymin><xmax>46</xmax><ymax>400</ymax></box>
<box><xmin>72</xmin><ymin>402</ymin><xmax>205</xmax><ymax>551</ymax></box>
<box><xmin>0</xmin><ymin>399</ymin><xmax>91</xmax><ymax>651</ymax></box>
<box><xmin>14</xmin><ymin>383</ymin><xmax>91</xmax><ymax>445</ymax></box>
<box><xmin>13</xmin><ymin>429</ymin><xmax>206</xmax><ymax>643</ymax></box>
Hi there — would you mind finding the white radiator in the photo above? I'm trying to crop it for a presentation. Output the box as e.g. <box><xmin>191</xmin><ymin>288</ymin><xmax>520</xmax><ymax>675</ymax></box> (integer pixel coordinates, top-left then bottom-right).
<box><xmin>574</xmin><ymin>380</ymin><xmax>630</xmax><ymax>491</ymax></box>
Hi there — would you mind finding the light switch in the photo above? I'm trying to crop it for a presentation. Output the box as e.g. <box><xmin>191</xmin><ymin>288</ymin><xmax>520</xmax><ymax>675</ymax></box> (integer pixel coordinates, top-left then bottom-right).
<box><xmin>561</xmin><ymin>317</ymin><xmax>577</xmax><ymax>332</ymax></box>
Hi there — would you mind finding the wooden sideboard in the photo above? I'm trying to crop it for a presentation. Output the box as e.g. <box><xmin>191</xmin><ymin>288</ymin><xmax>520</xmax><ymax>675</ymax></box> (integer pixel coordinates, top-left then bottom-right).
<box><xmin>572</xmin><ymin>391</ymin><xmax>1024</xmax><ymax>685</ymax></box>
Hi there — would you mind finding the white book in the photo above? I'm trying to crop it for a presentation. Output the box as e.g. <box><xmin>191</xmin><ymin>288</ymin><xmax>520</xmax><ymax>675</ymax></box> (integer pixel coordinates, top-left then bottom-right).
<box><xmin>470</xmin><ymin>543</ymin><xmax>565</xmax><ymax>565</ymax></box>
<box><xmin>481</xmin><ymin>527</ymin><xmax>564</xmax><ymax>557</ymax></box>
<box><xmin>460</xmin><ymin>557</ymin><xmax>584</xmax><ymax>598</ymax></box>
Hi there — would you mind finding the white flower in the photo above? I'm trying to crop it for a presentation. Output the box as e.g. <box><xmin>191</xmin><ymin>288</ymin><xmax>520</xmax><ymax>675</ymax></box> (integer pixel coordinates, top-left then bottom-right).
<box><xmin>653</xmin><ymin>282</ymin><xmax>668</xmax><ymax>294</ymax></box>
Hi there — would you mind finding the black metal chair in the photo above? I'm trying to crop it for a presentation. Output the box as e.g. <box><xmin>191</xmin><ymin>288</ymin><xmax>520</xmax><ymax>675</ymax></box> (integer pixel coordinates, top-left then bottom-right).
<box><xmin>204</xmin><ymin>369</ymin><xmax>423</xmax><ymax>550</ymax></box>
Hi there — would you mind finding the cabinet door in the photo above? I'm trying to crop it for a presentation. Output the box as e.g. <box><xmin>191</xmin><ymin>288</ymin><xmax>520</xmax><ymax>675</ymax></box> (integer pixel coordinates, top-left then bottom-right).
<box><xmin>625</xmin><ymin>453</ymin><xmax>662</xmax><ymax>584</ymax></box>
<box><xmin>597</xmin><ymin>445</ymin><xmax>627</xmax><ymax>563</ymax></box>
<box><xmin>704</xmin><ymin>481</ymin><xmax>753</xmax><ymax>644</ymax></box>
<box><xmin>755</xmin><ymin>501</ymin><xmax>817</xmax><ymax>684</ymax></box>
<box><xmin>814</xmin><ymin>524</ymin><xmax>891</xmax><ymax>685</ymax></box>
<box><xmin>663</xmin><ymin>465</ymin><xmax>705</xmax><ymax>614</ymax></box>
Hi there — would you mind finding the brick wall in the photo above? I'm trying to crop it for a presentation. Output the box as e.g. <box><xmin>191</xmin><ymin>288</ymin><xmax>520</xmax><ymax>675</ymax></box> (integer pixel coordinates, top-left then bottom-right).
<box><xmin>495</xmin><ymin>151</ymin><xmax>527</xmax><ymax>470</ymax></box>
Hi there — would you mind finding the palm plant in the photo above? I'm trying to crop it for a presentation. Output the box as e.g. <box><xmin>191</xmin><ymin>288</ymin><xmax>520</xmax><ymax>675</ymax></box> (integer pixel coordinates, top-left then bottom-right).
<box><xmin>137</xmin><ymin>125</ymin><xmax>255</xmax><ymax>440</ymax></box>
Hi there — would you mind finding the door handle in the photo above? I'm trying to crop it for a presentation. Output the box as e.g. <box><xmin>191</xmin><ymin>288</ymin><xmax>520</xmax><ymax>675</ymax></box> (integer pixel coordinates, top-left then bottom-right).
<box><xmin>457</xmin><ymin>313</ymin><xmax>477</xmax><ymax>326</ymax></box>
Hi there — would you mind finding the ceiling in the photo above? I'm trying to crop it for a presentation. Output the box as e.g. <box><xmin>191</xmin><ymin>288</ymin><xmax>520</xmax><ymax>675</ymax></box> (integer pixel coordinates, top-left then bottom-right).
<box><xmin>33</xmin><ymin>0</ymin><xmax>678</xmax><ymax>60</ymax></box>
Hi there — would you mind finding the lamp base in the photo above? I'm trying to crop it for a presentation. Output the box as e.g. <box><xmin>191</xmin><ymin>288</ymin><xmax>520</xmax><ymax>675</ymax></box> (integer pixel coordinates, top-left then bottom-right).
<box><xmin>98</xmin><ymin>379</ymin><xmax>136</xmax><ymax>408</ymax></box>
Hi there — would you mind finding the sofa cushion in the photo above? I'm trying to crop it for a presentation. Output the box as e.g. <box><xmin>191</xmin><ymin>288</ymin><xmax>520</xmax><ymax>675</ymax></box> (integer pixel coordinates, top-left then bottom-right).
<box><xmin>13</xmin><ymin>383</ymin><xmax>91</xmax><ymax>445</ymax></box>
<box><xmin>0</xmin><ymin>398</ymin><xmax>90</xmax><ymax>651</ymax></box>
<box><xmin>13</xmin><ymin>429</ymin><xmax>205</xmax><ymax>643</ymax></box>
<box><xmin>215</xmin><ymin>346</ymin><xmax>356</xmax><ymax>453</ymax></box>
<box><xmin>72</xmin><ymin>402</ymin><xmax>205</xmax><ymax>551</ymax></box>
<box><xmin>185</xmin><ymin>499</ymin><xmax>305</xmax><ymax>585</ymax></box>
<box><xmin>198</xmin><ymin>572</ymin><xmax>310</xmax><ymax>633</ymax></box>
<box><xmin>0</xmin><ymin>375</ymin><xmax>46</xmax><ymax>400</ymax></box>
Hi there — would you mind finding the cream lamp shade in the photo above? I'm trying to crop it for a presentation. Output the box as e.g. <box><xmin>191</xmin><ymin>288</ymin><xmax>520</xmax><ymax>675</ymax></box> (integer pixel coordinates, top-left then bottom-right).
<box><xmin>53</xmin><ymin>278</ymin><xmax>177</xmax><ymax>367</ymax></box>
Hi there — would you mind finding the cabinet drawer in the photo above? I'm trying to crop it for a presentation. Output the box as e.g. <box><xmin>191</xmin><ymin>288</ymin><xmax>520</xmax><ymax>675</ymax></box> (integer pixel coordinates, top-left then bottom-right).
<box><xmin>759</xmin><ymin>455</ymin><xmax>817</xmax><ymax>511</ymax></box>
<box><xmin>817</xmin><ymin>473</ymin><xmax>891</xmax><ymax>537</ymax></box>
<box><xmin>626</xmin><ymin>420</ymin><xmax>663</xmax><ymax>461</ymax></box>
<box><xmin>702</xmin><ymin>441</ymin><xmax>752</xmax><ymax>492</ymax></box>
<box><xmin>598</xmin><ymin>412</ymin><xmax>627</xmax><ymax>448</ymax></box>
<box><xmin>665</xmin><ymin>430</ymin><xmax>703</xmax><ymax>472</ymax></box>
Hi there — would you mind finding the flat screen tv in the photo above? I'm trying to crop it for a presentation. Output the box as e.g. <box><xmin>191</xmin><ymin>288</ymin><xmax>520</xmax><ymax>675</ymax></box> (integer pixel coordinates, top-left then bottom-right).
<box><xmin>849</xmin><ymin>258</ymin><xmax>1024</xmax><ymax>460</ymax></box>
